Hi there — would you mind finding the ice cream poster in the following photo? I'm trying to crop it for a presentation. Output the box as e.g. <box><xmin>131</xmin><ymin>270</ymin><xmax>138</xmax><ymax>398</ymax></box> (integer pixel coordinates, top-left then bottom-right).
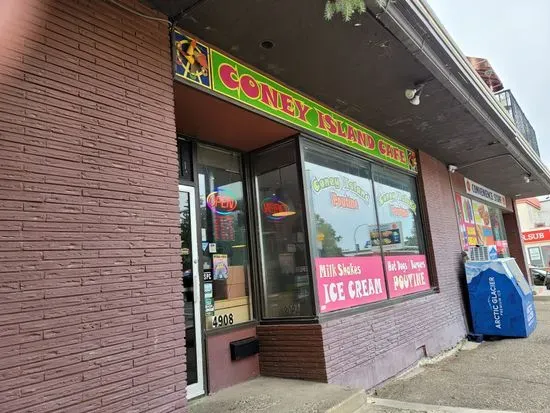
<box><xmin>213</xmin><ymin>254</ymin><xmax>229</xmax><ymax>280</ymax></box>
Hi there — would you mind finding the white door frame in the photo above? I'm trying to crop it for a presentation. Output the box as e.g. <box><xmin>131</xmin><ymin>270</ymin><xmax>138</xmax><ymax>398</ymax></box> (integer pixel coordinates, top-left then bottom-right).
<box><xmin>180</xmin><ymin>184</ymin><xmax>205</xmax><ymax>400</ymax></box>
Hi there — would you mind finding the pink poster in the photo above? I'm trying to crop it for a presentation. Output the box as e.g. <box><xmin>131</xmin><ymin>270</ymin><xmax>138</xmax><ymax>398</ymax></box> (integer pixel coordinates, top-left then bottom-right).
<box><xmin>315</xmin><ymin>256</ymin><xmax>387</xmax><ymax>313</ymax></box>
<box><xmin>385</xmin><ymin>254</ymin><xmax>430</xmax><ymax>298</ymax></box>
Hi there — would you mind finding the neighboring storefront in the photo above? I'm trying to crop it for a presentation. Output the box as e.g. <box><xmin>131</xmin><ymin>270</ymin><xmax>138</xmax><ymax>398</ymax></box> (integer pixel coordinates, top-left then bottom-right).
<box><xmin>522</xmin><ymin>228</ymin><xmax>550</xmax><ymax>268</ymax></box>
<box><xmin>453</xmin><ymin>176</ymin><xmax>512</xmax><ymax>258</ymax></box>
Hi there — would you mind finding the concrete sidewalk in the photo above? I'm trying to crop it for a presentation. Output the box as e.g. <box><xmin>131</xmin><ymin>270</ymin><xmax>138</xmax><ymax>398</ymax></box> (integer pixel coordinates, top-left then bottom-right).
<box><xmin>189</xmin><ymin>302</ymin><xmax>549</xmax><ymax>413</ymax></box>
<box><xmin>188</xmin><ymin>377</ymin><xmax>367</xmax><ymax>413</ymax></box>
<box><xmin>374</xmin><ymin>300</ymin><xmax>550</xmax><ymax>413</ymax></box>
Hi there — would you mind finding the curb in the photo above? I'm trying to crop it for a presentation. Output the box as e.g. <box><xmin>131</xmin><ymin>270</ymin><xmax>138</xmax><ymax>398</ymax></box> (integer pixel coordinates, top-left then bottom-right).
<box><xmin>326</xmin><ymin>390</ymin><xmax>367</xmax><ymax>413</ymax></box>
<box><xmin>366</xmin><ymin>397</ymin><xmax>521</xmax><ymax>413</ymax></box>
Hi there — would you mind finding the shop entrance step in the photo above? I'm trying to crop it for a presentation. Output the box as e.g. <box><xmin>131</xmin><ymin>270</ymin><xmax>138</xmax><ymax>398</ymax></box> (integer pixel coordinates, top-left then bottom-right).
<box><xmin>188</xmin><ymin>377</ymin><xmax>368</xmax><ymax>413</ymax></box>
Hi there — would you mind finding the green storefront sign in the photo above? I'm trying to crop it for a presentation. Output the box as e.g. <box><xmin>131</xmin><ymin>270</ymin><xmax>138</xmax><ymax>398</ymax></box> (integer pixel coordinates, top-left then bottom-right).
<box><xmin>174</xmin><ymin>30</ymin><xmax>417</xmax><ymax>173</ymax></box>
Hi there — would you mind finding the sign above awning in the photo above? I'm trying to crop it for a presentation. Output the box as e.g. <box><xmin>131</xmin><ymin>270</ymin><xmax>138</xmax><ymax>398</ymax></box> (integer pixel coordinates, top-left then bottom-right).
<box><xmin>173</xmin><ymin>30</ymin><xmax>417</xmax><ymax>173</ymax></box>
<box><xmin>465</xmin><ymin>177</ymin><xmax>506</xmax><ymax>208</ymax></box>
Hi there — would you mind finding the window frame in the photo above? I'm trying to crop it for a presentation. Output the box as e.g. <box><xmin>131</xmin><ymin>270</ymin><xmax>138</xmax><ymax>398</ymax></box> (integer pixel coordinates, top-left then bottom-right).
<box><xmin>250</xmin><ymin>137</ymin><xmax>318</xmax><ymax>322</ymax></box>
<box><xmin>178</xmin><ymin>137</ymin><xmax>259</xmax><ymax>336</ymax></box>
<box><xmin>298</xmin><ymin>135</ymin><xmax>437</xmax><ymax>320</ymax></box>
<box><xmin>180</xmin><ymin>134</ymin><xmax>437</xmax><ymax>326</ymax></box>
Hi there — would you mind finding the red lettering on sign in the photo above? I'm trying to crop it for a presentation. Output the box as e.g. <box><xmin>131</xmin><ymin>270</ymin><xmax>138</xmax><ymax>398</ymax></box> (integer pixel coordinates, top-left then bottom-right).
<box><xmin>347</xmin><ymin>125</ymin><xmax>356</xmax><ymax>143</ymax></box>
<box><xmin>295</xmin><ymin>100</ymin><xmax>311</xmax><ymax>122</ymax></box>
<box><xmin>316</xmin><ymin>109</ymin><xmax>326</xmax><ymax>130</ymax></box>
<box><xmin>378</xmin><ymin>141</ymin><xmax>406</xmax><ymax>164</ymax></box>
<box><xmin>279</xmin><ymin>93</ymin><xmax>295</xmax><ymax>116</ymax></box>
<box><xmin>218</xmin><ymin>63</ymin><xmax>239</xmax><ymax>90</ymax></box>
<box><xmin>324</xmin><ymin>114</ymin><xmax>337</xmax><ymax>134</ymax></box>
<box><xmin>260</xmin><ymin>83</ymin><xmax>279</xmax><ymax>108</ymax></box>
<box><xmin>335</xmin><ymin>120</ymin><xmax>347</xmax><ymax>138</ymax></box>
<box><xmin>240</xmin><ymin>74</ymin><xmax>260</xmax><ymax>99</ymax></box>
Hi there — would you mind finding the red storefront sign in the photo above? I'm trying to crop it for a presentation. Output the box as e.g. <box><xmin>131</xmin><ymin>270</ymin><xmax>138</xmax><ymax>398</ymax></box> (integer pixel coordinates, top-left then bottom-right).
<box><xmin>522</xmin><ymin>229</ymin><xmax>550</xmax><ymax>243</ymax></box>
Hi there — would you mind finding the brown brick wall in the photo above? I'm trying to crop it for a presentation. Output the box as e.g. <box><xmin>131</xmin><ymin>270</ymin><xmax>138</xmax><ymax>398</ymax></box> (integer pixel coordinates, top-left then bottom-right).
<box><xmin>503</xmin><ymin>209</ymin><xmax>528</xmax><ymax>275</ymax></box>
<box><xmin>320</xmin><ymin>151</ymin><xmax>468</xmax><ymax>389</ymax></box>
<box><xmin>257</xmin><ymin>324</ymin><xmax>327</xmax><ymax>382</ymax></box>
<box><xmin>0</xmin><ymin>1</ymin><xmax>186</xmax><ymax>412</ymax></box>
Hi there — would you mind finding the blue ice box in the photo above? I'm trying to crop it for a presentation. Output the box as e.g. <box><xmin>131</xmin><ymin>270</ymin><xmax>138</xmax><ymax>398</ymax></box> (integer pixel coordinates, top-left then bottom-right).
<box><xmin>465</xmin><ymin>258</ymin><xmax>536</xmax><ymax>338</ymax></box>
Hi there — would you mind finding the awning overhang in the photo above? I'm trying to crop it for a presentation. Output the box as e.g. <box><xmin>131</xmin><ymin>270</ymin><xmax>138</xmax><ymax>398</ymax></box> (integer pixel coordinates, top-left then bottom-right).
<box><xmin>143</xmin><ymin>0</ymin><xmax>550</xmax><ymax>198</ymax></box>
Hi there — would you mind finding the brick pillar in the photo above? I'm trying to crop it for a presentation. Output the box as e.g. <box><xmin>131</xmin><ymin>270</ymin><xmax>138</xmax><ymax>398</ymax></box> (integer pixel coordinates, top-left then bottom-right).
<box><xmin>0</xmin><ymin>0</ymin><xmax>186</xmax><ymax>411</ymax></box>
<box><xmin>503</xmin><ymin>210</ymin><xmax>529</xmax><ymax>277</ymax></box>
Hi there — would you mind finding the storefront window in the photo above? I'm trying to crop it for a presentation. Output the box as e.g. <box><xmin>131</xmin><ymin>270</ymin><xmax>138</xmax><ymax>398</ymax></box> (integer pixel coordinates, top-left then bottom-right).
<box><xmin>253</xmin><ymin>142</ymin><xmax>313</xmax><ymax>318</ymax></box>
<box><xmin>489</xmin><ymin>207</ymin><xmax>509</xmax><ymax>257</ymax></box>
<box><xmin>303</xmin><ymin>142</ymin><xmax>387</xmax><ymax>312</ymax></box>
<box><xmin>372</xmin><ymin>165</ymin><xmax>430</xmax><ymax>298</ymax></box>
<box><xmin>197</xmin><ymin>145</ymin><xmax>252</xmax><ymax>329</ymax></box>
<box><xmin>303</xmin><ymin>140</ymin><xmax>431</xmax><ymax>313</ymax></box>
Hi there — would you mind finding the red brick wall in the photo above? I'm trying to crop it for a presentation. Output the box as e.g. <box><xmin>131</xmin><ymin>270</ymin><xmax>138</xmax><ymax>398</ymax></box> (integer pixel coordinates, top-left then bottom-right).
<box><xmin>257</xmin><ymin>324</ymin><xmax>327</xmax><ymax>382</ymax></box>
<box><xmin>0</xmin><ymin>1</ymin><xmax>186</xmax><ymax>412</ymax></box>
<box><xmin>320</xmin><ymin>151</ymin><xmax>468</xmax><ymax>389</ymax></box>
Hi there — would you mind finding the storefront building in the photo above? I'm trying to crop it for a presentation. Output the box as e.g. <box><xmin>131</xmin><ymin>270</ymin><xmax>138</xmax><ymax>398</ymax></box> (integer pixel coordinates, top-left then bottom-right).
<box><xmin>517</xmin><ymin>198</ymin><xmax>550</xmax><ymax>268</ymax></box>
<box><xmin>522</xmin><ymin>227</ymin><xmax>550</xmax><ymax>268</ymax></box>
<box><xmin>2</xmin><ymin>1</ymin><xmax>550</xmax><ymax>412</ymax></box>
<box><xmin>453</xmin><ymin>176</ymin><xmax>513</xmax><ymax>259</ymax></box>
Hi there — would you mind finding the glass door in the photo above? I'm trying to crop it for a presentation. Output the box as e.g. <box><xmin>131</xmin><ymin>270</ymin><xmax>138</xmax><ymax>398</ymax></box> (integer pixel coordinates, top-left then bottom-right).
<box><xmin>179</xmin><ymin>185</ymin><xmax>204</xmax><ymax>399</ymax></box>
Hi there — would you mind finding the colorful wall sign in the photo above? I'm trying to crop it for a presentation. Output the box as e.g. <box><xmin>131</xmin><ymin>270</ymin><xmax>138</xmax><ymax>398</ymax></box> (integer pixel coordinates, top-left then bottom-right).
<box><xmin>464</xmin><ymin>178</ymin><xmax>506</xmax><ymax>208</ymax></box>
<box><xmin>522</xmin><ymin>228</ymin><xmax>550</xmax><ymax>243</ymax></box>
<box><xmin>315</xmin><ymin>256</ymin><xmax>387</xmax><ymax>313</ymax></box>
<box><xmin>472</xmin><ymin>200</ymin><xmax>495</xmax><ymax>246</ymax></box>
<box><xmin>174</xmin><ymin>36</ymin><xmax>210</xmax><ymax>87</ymax></box>
<box><xmin>173</xmin><ymin>30</ymin><xmax>417</xmax><ymax>173</ymax></box>
<box><xmin>455</xmin><ymin>193</ymin><xmax>477</xmax><ymax>250</ymax></box>
<box><xmin>385</xmin><ymin>255</ymin><xmax>430</xmax><ymax>298</ymax></box>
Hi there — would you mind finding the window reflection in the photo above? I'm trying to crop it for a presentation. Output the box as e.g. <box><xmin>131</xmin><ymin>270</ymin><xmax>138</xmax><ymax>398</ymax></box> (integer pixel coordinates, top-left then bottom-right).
<box><xmin>254</xmin><ymin>142</ymin><xmax>313</xmax><ymax>318</ymax></box>
<box><xmin>197</xmin><ymin>145</ymin><xmax>252</xmax><ymax>329</ymax></box>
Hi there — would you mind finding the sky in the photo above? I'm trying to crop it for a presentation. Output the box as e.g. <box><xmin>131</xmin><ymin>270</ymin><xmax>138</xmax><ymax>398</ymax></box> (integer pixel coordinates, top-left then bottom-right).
<box><xmin>427</xmin><ymin>0</ymin><xmax>550</xmax><ymax>166</ymax></box>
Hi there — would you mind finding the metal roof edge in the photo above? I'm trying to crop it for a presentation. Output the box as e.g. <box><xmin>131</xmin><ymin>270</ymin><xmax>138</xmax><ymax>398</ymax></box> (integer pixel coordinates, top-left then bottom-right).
<box><xmin>367</xmin><ymin>0</ymin><xmax>550</xmax><ymax>193</ymax></box>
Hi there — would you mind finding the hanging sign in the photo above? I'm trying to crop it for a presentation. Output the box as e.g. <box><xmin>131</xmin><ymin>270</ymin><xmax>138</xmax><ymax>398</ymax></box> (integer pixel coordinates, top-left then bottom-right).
<box><xmin>261</xmin><ymin>195</ymin><xmax>291</xmax><ymax>221</ymax></box>
<box><xmin>206</xmin><ymin>189</ymin><xmax>238</xmax><ymax>215</ymax></box>
<box><xmin>464</xmin><ymin>178</ymin><xmax>506</xmax><ymax>208</ymax></box>
<box><xmin>173</xmin><ymin>30</ymin><xmax>417</xmax><ymax>173</ymax></box>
